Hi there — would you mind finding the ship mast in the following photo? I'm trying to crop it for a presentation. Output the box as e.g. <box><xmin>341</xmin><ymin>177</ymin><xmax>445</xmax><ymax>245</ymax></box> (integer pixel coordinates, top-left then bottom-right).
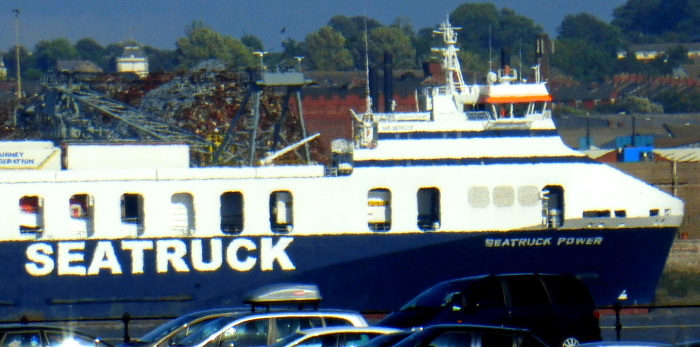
<box><xmin>433</xmin><ymin>20</ymin><xmax>467</xmax><ymax>95</ymax></box>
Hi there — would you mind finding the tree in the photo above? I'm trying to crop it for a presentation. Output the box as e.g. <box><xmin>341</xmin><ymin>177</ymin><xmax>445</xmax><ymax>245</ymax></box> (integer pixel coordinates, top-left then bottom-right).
<box><xmin>34</xmin><ymin>38</ymin><xmax>79</xmax><ymax>73</ymax></box>
<box><xmin>449</xmin><ymin>3</ymin><xmax>543</xmax><ymax>70</ymax></box>
<box><xmin>241</xmin><ymin>34</ymin><xmax>264</xmax><ymax>52</ymax></box>
<box><xmin>2</xmin><ymin>45</ymin><xmax>32</xmax><ymax>80</ymax></box>
<box><xmin>328</xmin><ymin>15</ymin><xmax>384</xmax><ymax>69</ymax></box>
<box><xmin>558</xmin><ymin>13</ymin><xmax>622</xmax><ymax>55</ymax></box>
<box><xmin>368</xmin><ymin>27</ymin><xmax>416</xmax><ymax>69</ymax></box>
<box><xmin>551</xmin><ymin>13</ymin><xmax>623</xmax><ymax>82</ymax></box>
<box><xmin>176</xmin><ymin>21</ymin><xmax>254</xmax><ymax>69</ymax></box>
<box><xmin>303</xmin><ymin>26</ymin><xmax>353</xmax><ymax>71</ymax></box>
<box><xmin>75</xmin><ymin>38</ymin><xmax>107</xmax><ymax>68</ymax></box>
<box><xmin>145</xmin><ymin>47</ymin><xmax>179</xmax><ymax>73</ymax></box>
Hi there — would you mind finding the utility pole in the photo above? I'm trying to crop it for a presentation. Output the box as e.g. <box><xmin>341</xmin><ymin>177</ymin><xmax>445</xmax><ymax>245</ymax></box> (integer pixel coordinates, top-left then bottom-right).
<box><xmin>13</xmin><ymin>8</ymin><xmax>22</xmax><ymax>99</ymax></box>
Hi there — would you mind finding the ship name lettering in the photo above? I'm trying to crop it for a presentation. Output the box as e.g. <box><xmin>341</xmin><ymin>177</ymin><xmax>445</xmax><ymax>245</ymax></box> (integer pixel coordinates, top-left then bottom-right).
<box><xmin>556</xmin><ymin>237</ymin><xmax>603</xmax><ymax>246</ymax></box>
<box><xmin>0</xmin><ymin>152</ymin><xmax>23</xmax><ymax>158</ymax></box>
<box><xmin>485</xmin><ymin>237</ymin><xmax>551</xmax><ymax>247</ymax></box>
<box><xmin>24</xmin><ymin>237</ymin><xmax>296</xmax><ymax>276</ymax></box>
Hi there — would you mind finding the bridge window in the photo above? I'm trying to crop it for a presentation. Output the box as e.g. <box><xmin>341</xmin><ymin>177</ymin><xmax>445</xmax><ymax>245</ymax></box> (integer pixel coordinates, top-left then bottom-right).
<box><xmin>270</xmin><ymin>191</ymin><xmax>293</xmax><ymax>233</ymax></box>
<box><xmin>221</xmin><ymin>192</ymin><xmax>244</xmax><ymax>234</ymax></box>
<box><xmin>583</xmin><ymin>210</ymin><xmax>611</xmax><ymax>218</ymax></box>
<box><xmin>417</xmin><ymin>188</ymin><xmax>440</xmax><ymax>231</ymax></box>
<box><xmin>468</xmin><ymin>186</ymin><xmax>490</xmax><ymax>208</ymax></box>
<box><xmin>171</xmin><ymin>193</ymin><xmax>195</xmax><ymax>235</ymax></box>
<box><xmin>19</xmin><ymin>196</ymin><xmax>44</xmax><ymax>234</ymax></box>
<box><xmin>69</xmin><ymin>194</ymin><xmax>93</xmax><ymax>237</ymax></box>
<box><xmin>493</xmin><ymin>186</ymin><xmax>515</xmax><ymax>207</ymax></box>
<box><xmin>517</xmin><ymin>185</ymin><xmax>540</xmax><ymax>206</ymax></box>
<box><xmin>121</xmin><ymin>193</ymin><xmax>144</xmax><ymax>236</ymax></box>
<box><xmin>368</xmin><ymin>188</ymin><xmax>391</xmax><ymax>232</ymax></box>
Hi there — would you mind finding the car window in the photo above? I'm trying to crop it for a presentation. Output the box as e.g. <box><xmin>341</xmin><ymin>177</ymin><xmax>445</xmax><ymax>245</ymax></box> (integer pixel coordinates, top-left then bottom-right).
<box><xmin>480</xmin><ymin>333</ymin><xmax>514</xmax><ymax>347</ymax></box>
<box><xmin>427</xmin><ymin>332</ymin><xmax>473</xmax><ymax>347</ymax></box>
<box><xmin>506</xmin><ymin>277</ymin><xmax>550</xmax><ymax>307</ymax></box>
<box><xmin>343</xmin><ymin>333</ymin><xmax>382</xmax><ymax>347</ymax></box>
<box><xmin>399</xmin><ymin>280</ymin><xmax>478</xmax><ymax>310</ymax></box>
<box><xmin>465</xmin><ymin>279</ymin><xmax>505</xmax><ymax>309</ymax></box>
<box><xmin>45</xmin><ymin>332</ymin><xmax>96</xmax><ymax>347</ymax></box>
<box><xmin>541</xmin><ymin>276</ymin><xmax>594</xmax><ymax>306</ymax></box>
<box><xmin>165</xmin><ymin>319</ymin><xmax>216</xmax><ymax>347</ymax></box>
<box><xmin>178</xmin><ymin>316</ymin><xmax>237</xmax><ymax>346</ymax></box>
<box><xmin>218</xmin><ymin>319</ymin><xmax>270</xmax><ymax>347</ymax></box>
<box><xmin>355</xmin><ymin>332</ymin><xmax>412</xmax><ymax>347</ymax></box>
<box><xmin>323</xmin><ymin>318</ymin><xmax>353</xmax><ymax>328</ymax></box>
<box><xmin>1</xmin><ymin>332</ymin><xmax>42</xmax><ymax>347</ymax></box>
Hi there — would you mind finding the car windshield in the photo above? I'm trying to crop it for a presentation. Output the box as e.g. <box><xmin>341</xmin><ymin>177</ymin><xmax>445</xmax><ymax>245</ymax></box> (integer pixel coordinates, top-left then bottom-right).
<box><xmin>176</xmin><ymin>316</ymin><xmax>238</xmax><ymax>346</ymax></box>
<box><xmin>399</xmin><ymin>279</ymin><xmax>478</xmax><ymax>310</ymax></box>
<box><xmin>139</xmin><ymin>315</ymin><xmax>205</xmax><ymax>343</ymax></box>
<box><xmin>269</xmin><ymin>332</ymin><xmax>305</xmax><ymax>347</ymax></box>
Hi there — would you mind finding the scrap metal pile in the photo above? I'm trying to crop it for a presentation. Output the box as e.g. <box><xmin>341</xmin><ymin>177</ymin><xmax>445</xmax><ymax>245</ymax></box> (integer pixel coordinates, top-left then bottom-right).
<box><xmin>0</xmin><ymin>61</ymin><xmax>324</xmax><ymax>167</ymax></box>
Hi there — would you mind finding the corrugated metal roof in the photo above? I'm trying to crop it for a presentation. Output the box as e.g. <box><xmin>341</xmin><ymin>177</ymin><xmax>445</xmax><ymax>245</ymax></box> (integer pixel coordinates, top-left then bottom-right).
<box><xmin>654</xmin><ymin>148</ymin><xmax>700</xmax><ymax>162</ymax></box>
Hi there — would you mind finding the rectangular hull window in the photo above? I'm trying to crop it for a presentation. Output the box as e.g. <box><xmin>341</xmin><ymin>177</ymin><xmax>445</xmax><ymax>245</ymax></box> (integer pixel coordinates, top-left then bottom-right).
<box><xmin>121</xmin><ymin>193</ymin><xmax>144</xmax><ymax>237</ymax></box>
<box><xmin>417</xmin><ymin>187</ymin><xmax>440</xmax><ymax>231</ymax></box>
<box><xmin>69</xmin><ymin>194</ymin><xmax>94</xmax><ymax>237</ymax></box>
<box><xmin>221</xmin><ymin>192</ymin><xmax>244</xmax><ymax>234</ymax></box>
<box><xmin>270</xmin><ymin>191</ymin><xmax>293</xmax><ymax>233</ymax></box>
<box><xmin>20</xmin><ymin>196</ymin><xmax>44</xmax><ymax>235</ymax></box>
<box><xmin>368</xmin><ymin>188</ymin><xmax>391</xmax><ymax>232</ymax></box>
<box><xmin>171</xmin><ymin>193</ymin><xmax>195</xmax><ymax>235</ymax></box>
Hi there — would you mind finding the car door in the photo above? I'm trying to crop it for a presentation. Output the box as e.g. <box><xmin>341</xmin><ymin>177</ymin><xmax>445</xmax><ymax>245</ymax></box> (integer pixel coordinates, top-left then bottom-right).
<box><xmin>504</xmin><ymin>276</ymin><xmax>558</xmax><ymax>343</ymax></box>
<box><xmin>454</xmin><ymin>278</ymin><xmax>509</xmax><ymax>326</ymax></box>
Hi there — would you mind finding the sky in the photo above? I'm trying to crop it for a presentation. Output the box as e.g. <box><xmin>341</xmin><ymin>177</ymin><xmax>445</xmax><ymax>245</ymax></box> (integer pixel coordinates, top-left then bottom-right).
<box><xmin>1</xmin><ymin>0</ymin><xmax>629</xmax><ymax>53</ymax></box>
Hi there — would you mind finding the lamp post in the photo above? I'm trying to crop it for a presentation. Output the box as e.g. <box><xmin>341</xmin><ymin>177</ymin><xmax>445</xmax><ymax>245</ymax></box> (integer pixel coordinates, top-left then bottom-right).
<box><xmin>253</xmin><ymin>51</ymin><xmax>267</xmax><ymax>72</ymax></box>
<box><xmin>294</xmin><ymin>56</ymin><xmax>304</xmax><ymax>71</ymax></box>
<box><xmin>13</xmin><ymin>8</ymin><xmax>21</xmax><ymax>99</ymax></box>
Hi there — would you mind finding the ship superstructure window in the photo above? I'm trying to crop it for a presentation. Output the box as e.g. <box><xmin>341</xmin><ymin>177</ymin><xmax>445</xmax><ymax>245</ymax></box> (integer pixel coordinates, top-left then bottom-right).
<box><xmin>468</xmin><ymin>186</ymin><xmax>490</xmax><ymax>208</ymax></box>
<box><xmin>542</xmin><ymin>186</ymin><xmax>564</xmax><ymax>229</ymax></box>
<box><xmin>69</xmin><ymin>194</ymin><xmax>93</xmax><ymax>237</ymax></box>
<box><xmin>121</xmin><ymin>193</ymin><xmax>144</xmax><ymax>236</ymax></box>
<box><xmin>615</xmin><ymin>210</ymin><xmax>627</xmax><ymax>218</ymax></box>
<box><xmin>19</xmin><ymin>196</ymin><xmax>43</xmax><ymax>234</ymax></box>
<box><xmin>650</xmin><ymin>209</ymin><xmax>660</xmax><ymax>217</ymax></box>
<box><xmin>417</xmin><ymin>187</ymin><xmax>440</xmax><ymax>231</ymax></box>
<box><xmin>518</xmin><ymin>186</ymin><xmax>540</xmax><ymax>206</ymax></box>
<box><xmin>583</xmin><ymin>210</ymin><xmax>611</xmax><ymax>218</ymax></box>
<box><xmin>221</xmin><ymin>192</ymin><xmax>244</xmax><ymax>234</ymax></box>
<box><xmin>270</xmin><ymin>191</ymin><xmax>293</xmax><ymax>233</ymax></box>
<box><xmin>368</xmin><ymin>188</ymin><xmax>392</xmax><ymax>232</ymax></box>
<box><xmin>493</xmin><ymin>186</ymin><xmax>515</xmax><ymax>207</ymax></box>
<box><xmin>171</xmin><ymin>193</ymin><xmax>195</xmax><ymax>235</ymax></box>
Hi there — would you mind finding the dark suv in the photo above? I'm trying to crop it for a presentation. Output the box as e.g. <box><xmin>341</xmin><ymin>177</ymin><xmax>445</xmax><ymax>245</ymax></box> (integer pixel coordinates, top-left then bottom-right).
<box><xmin>379</xmin><ymin>273</ymin><xmax>601</xmax><ymax>347</ymax></box>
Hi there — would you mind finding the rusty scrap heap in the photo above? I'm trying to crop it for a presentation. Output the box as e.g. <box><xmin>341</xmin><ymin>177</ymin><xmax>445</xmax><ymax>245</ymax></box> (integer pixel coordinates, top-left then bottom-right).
<box><xmin>0</xmin><ymin>62</ymin><xmax>323</xmax><ymax>167</ymax></box>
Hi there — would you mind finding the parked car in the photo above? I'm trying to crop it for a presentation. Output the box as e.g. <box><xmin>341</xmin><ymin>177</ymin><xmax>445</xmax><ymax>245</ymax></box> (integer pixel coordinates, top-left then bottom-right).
<box><xmin>378</xmin><ymin>273</ymin><xmax>602</xmax><ymax>347</ymax></box>
<box><xmin>377</xmin><ymin>324</ymin><xmax>549</xmax><ymax>347</ymax></box>
<box><xmin>167</xmin><ymin>284</ymin><xmax>368</xmax><ymax>347</ymax></box>
<box><xmin>268</xmin><ymin>326</ymin><xmax>401</xmax><ymax>347</ymax></box>
<box><xmin>117</xmin><ymin>307</ymin><xmax>250</xmax><ymax>347</ymax></box>
<box><xmin>0</xmin><ymin>324</ymin><xmax>112</xmax><ymax>347</ymax></box>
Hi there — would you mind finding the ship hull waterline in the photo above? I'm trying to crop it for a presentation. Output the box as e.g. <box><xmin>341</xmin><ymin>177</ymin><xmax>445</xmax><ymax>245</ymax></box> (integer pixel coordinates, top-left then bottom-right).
<box><xmin>0</xmin><ymin>226</ymin><xmax>676</xmax><ymax>321</ymax></box>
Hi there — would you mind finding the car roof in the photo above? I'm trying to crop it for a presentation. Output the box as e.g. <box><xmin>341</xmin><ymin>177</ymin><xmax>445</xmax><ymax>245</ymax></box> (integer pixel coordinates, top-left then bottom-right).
<box><xmin>0</xmin><ymin>324</ymin><xmax>90</xmax><ymax>333</ymax></box>
<box><xmin>418</xmin><ymin>324</ymin><xmax>533</xmax><ymax>334</ymax></box>
<box><xmin>296</xmin><ymin>327</ymin><xmax>402</xmax><ymax>336</ymax></box>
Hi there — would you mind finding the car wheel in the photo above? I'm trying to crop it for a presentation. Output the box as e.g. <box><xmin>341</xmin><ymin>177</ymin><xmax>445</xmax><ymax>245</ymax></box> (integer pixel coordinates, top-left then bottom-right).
<box><xmin>560</xmin><ymin>336</ymin><xmax>581</xmax><ymax>347</ymax></box>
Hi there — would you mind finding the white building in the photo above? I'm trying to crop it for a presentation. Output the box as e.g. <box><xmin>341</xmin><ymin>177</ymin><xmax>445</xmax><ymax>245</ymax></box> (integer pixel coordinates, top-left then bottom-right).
<box><xmin>117</xmin><ymin>44</ymin><xmax>149</xmax><ymax>78</ymax></box>
<box><xmin>0</xmin><ymin>60</ymin><xmax>7</xmax><ymax>80</ymax></box>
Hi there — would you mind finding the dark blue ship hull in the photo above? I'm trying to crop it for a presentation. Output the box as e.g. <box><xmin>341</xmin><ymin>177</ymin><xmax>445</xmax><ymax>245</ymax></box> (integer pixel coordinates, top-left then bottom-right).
<box><xmin>0</xmin><ymin>227</ymin><xmax>676</xmax><ymax>320</ymax></box>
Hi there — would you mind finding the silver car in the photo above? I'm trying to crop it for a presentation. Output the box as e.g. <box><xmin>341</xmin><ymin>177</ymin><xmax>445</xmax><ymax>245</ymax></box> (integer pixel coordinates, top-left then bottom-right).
<box><xmin>172</xmin><ymin>311</ymin><xmax>368</xmax><ymax>347</ymax></box>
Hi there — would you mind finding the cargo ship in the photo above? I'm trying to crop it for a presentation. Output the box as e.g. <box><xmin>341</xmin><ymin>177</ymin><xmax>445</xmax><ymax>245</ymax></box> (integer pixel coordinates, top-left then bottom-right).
<box><xmin>0</xmin><ymin>21</ymin><xmax>683</xmax><ymax>321</ymax></box>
